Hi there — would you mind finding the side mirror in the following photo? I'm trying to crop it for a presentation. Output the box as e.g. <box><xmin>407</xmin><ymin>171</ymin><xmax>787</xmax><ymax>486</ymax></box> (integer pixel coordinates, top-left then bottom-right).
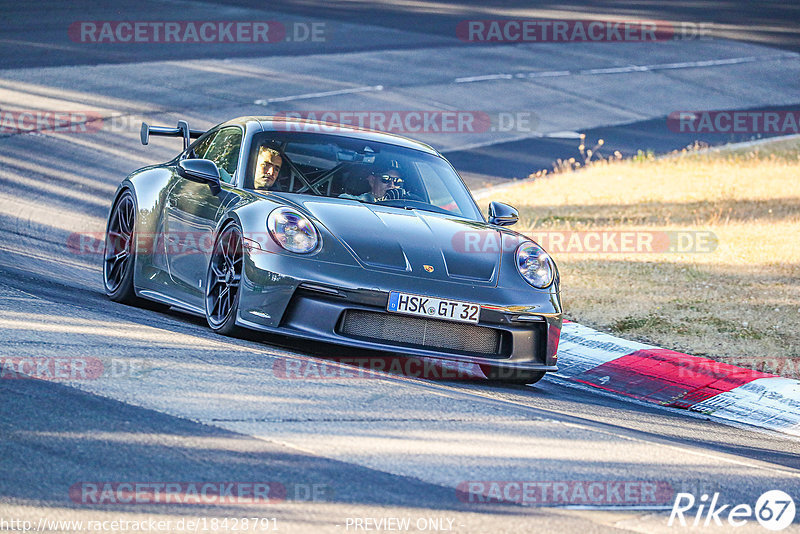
<box><xmin>488</xmin><ymin>201</ymin><xmax>519</xmax><ymax>226</ymax></box>
<box><xmin>178</xmin><ymin>159</ymin><xmax>221</xmax><ymax>195</ymax></box>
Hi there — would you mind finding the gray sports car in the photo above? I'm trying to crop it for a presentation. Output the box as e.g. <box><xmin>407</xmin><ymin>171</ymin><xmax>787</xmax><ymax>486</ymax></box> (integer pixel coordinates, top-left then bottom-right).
<box><xmin>103</xmin><ymin>116</ymin><xmax>561</xmax><ymax>384</ymax></box>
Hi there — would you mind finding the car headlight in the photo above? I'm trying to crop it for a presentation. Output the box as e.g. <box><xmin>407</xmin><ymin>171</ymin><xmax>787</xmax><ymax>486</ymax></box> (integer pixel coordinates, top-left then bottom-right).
<box><xmin>267</xmin><ymin>207</ymin><xmax>319</xmax><ymax>253</ymax></box>
<box><xmin>515</xmin><ymin>241</ymin><xmax>555</xmax><ymax>288</ymax></box>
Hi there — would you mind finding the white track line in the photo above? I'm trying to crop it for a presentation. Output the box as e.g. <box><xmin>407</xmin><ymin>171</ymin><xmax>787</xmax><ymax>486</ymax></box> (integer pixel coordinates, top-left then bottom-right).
<box><xmin>455</xmin><ymin>53</ymin><xmax>799</xmax><ymax>84</ymax></box>
<box><xmin>455</xmin><ymin>73</ymin><xmax>514</xmax><ymax>83</ymax></box>
<box><xmin>254</xmin><ymin>85</ymin><xmax>384</xmax><ymax>105</ymax></box>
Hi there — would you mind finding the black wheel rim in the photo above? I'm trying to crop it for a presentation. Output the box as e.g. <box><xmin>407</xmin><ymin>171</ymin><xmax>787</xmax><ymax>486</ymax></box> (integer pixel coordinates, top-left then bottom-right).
<box><xmin>206</xmin><ymin>225</ymin><xmax>242</xmax><ymax>327</ymax></box>
<box><xmin>103</xmin><ymin>194</ymin><xmax>135</xmax><ymax>292</ymax></box>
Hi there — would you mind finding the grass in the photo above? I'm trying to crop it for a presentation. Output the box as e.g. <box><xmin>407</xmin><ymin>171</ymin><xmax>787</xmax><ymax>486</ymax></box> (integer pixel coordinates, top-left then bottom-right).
<box><xmin>485</xmin><ymin>137</ymin><xmax>800</xmax><ymax>378</ymax></box>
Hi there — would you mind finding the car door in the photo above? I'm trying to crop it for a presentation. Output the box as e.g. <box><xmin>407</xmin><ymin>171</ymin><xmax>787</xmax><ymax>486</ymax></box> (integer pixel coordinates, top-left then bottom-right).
<box><xmin>165</xmin><ymin>126</ymin><xmax>243</xmax><ymax>301</ymax></box>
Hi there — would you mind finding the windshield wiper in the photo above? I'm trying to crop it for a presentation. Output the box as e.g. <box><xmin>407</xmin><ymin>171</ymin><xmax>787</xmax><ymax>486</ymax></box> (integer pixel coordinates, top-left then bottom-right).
<box><xmin>378</xmin><ymin>199</ymin><xmax>454</xmax><ymax>216</ymax></box>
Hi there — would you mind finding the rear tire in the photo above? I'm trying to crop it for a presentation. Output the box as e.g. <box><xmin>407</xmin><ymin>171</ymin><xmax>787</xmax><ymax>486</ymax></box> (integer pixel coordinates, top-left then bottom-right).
<box><xmin>205</xmin><ymin>221</ymin><xmax>246</xmax><ymax>337</ymax></box>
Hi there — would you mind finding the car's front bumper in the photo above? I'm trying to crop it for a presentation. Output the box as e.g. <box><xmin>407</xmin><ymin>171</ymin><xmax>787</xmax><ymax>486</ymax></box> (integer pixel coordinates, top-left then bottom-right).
<box><xmin>237</xmin><ymin>255</ymin><xmax>561</xmax><ymax>372</ymax></box>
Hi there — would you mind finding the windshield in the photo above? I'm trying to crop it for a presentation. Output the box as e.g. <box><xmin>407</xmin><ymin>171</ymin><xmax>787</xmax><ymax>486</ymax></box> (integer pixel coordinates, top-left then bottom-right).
<box><xmin>245</xmin><ymin>131</ymin><xmax>483</xmax><ymax>221</ymax></box>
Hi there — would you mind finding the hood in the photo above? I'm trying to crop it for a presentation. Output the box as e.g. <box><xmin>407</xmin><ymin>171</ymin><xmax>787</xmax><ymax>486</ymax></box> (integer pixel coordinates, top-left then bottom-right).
<box><xmin>296</xmin><ymin>198</ymin><xmax>501</xmax><ymax>285</ymax></box>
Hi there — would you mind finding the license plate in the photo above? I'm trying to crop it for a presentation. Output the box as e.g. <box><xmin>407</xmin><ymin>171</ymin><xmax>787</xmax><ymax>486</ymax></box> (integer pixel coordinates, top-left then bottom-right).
<box><xmin>387</xmin><ymin>292</ymin><xmax>481</xmax><ymax>324</ymax></box>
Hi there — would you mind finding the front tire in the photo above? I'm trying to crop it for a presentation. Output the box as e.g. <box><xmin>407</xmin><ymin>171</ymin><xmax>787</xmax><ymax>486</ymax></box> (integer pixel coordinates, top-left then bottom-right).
<box><xmin>103</xmin><ymin>190</ymin><xmax>138</xmax><ymax>304</ymax></box>
<box><xmin>205</xmin><ymin>221</ymin><xmax>245</xmax><ymax>336</ymax></box>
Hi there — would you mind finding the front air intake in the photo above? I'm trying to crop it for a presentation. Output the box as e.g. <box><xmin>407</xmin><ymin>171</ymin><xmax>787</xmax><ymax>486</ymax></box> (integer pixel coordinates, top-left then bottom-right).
<box><xmin>337</xmin><ymin>310</ymin><xmax>507</xmax><ymax>357</ymax></box>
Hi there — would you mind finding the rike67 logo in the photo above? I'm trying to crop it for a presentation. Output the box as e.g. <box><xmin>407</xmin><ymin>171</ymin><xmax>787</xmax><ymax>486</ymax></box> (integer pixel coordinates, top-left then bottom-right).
<box><xmin>669</xmin><ymin>490</ymin><xmax>796</xmax><ymax>530</ymax></box>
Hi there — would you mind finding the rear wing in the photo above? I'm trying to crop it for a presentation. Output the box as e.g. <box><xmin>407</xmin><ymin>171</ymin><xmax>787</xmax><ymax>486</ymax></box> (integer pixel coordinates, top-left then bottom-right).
<box><xmin>140</xmin><ymin>121</ymin><xmax>205</xmax><ymax>150</ymax></box>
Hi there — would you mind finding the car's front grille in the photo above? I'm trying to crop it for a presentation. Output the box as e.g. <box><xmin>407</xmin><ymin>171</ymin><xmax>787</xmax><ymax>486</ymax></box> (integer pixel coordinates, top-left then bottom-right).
<box><xmin>337</xmin><ymin>310</ymin><xmax>505</xmax><ymax>356</ymax></box>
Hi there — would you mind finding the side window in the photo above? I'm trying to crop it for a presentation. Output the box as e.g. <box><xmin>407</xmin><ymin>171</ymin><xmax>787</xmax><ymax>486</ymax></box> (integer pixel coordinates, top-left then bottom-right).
<box><xmin>188</xmin><ymin>133</ymin><xmax>214</xmax><ymax>160</ymax></box>
<box><xmin>199</xmin><ymin>127</ymin><xmax>243</xmax><ymax>184</ymax></box>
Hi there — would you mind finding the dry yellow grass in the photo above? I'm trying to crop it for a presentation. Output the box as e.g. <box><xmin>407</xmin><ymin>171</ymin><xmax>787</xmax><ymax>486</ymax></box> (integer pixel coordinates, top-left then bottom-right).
<box><xmin>487</xmin><ymin>138</ymin><xmax>800</xmax><ymax>378</ymax></box>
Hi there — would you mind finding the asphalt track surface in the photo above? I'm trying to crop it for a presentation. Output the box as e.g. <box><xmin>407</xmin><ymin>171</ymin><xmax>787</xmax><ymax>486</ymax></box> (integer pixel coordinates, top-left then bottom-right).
<box><xmin>3</xmin><ymin>0</ymin><xmax>800</xmax><ymax>179</ymax></box>
<box><xmin>1</xmin><ymin>1</ymin><xmax>800</xmax><ymax>532</ymax></box>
